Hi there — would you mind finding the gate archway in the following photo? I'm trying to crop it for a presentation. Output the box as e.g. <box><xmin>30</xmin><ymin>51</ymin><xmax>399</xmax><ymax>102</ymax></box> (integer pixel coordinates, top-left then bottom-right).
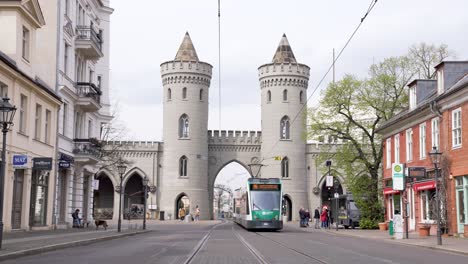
<box><xmin>320</xmin><ymin>177</ymin><xmax>343</xmax><ymax>208</ymax></box>
<box><xmin>123</xmin><ymin>173</ymin><xmax>144</xmax><ymax>219</ymax></box>
<box><xmin>93</xmin><ymin>173</ymin><xmax>114</xmax><ymax>219</ymax></box>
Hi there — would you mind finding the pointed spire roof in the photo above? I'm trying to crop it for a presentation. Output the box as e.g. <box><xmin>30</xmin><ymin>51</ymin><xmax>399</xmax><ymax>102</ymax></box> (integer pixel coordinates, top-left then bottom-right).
<box><xmin>175</xmin><ymin>32</ymin><xmax>199</xmax><ymax>61</ymax></box>
<box><xmin>272</xmin><ymin>34</ymin><xmax>297</xmax><ymax>64</ymax></box>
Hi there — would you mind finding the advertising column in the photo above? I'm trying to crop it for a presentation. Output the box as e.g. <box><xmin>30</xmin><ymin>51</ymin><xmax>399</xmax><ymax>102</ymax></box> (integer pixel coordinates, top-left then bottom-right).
<box><xmin>29</xmin><ymin>158</ymin><xmax>53</xmax><ymax>227</ymax></box>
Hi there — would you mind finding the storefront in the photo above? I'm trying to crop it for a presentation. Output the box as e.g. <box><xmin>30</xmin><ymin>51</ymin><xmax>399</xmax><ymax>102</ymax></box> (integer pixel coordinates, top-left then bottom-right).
<box><xmin>57</xmin><ymin>153</ymin><xmax>74</xmax><ymax>224</ymax></box>
<box><xmin>413</xmin><ymin>180</ymin><xmax>436</xmax><ymax>230</ymax></box>
<box><xmin>29</xmin><ymin>158</ymin><xmax>53</xmax><ymax>227</ymax></box>
<box><xmin>11</xmin><ymin>155</ymin><xmax>28</xmax><ymax>229</ymax></box>
<box><xmin>455</xmin><ymin>176</ymin><xmax>468</xmax><ymax>234</ymax></box>
<box><xmin>383</xmin><ymin>187</ymin><xmax>401</xmax><ymax>221</ymax></box>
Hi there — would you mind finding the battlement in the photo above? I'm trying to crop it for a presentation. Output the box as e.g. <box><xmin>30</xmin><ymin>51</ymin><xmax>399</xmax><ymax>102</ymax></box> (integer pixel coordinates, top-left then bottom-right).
<box><xmin>208</xmin><ymin>130</ymin><xmax>262</xmax><ymax>145</ymax></box>
<box><xmin>160</xmin><ymin>60</ymin><xmax>212</xmax><ymax>78</ymax></box>
<box><xmin>258</xmin><ymin>62</ymin><xmax>310</xmax><ymax>80</ymax></box>
<box><xmin>105</xmin><ymin>141</ymin><xmax>162</xmax><ymax>151</ymax></box>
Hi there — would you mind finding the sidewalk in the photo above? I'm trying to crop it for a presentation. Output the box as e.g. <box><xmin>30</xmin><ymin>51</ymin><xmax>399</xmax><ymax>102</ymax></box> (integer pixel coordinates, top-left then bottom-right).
<box><xmin>285</xmin><ymin>222</ymin><xmax>468</xmax><ymax>256</ymax></box>
<box><xmin>0</xmin><ymin>226</ymin><xmax>150</xmax><ymax>261</ymax></box>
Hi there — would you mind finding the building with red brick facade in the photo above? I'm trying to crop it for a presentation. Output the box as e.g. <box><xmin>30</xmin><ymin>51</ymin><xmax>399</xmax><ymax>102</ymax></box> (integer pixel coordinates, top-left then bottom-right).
<box><xmin>376</xmin><ymin>61</ymin><xmax>468</xmax><ymax>237</ymax></box>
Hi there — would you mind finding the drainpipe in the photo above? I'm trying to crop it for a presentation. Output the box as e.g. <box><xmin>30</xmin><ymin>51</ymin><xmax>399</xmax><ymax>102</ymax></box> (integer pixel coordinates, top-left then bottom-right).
<box><xmin>52</xmin><ymin>0</ymin><xmax>63</xmax><ymax>229</ymax></box>
<box><xmin>430</xmin><ymin>100</ymin><xmax>442</xmax><ymax>117</ymax></box>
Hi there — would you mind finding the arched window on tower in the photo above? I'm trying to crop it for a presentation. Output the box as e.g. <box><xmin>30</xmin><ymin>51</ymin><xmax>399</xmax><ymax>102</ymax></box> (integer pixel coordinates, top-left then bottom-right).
<box><xmin>267</xmin><ymin>90</ymin><xmax>272</xmax><ymax>103</ymax></box>
<box><xmin>281</xmin><ymin>157</ymin><xmax>289</xmax><ymax>178</ymax></box>
<box><xmin>283</xmin><ymin>89</ymin><xmax>288</xmax><ymax>101</ymax></box>
<box><xmin>168</xmin><ymin>88</ymin><xmax>172</xmax><ymax>101</ymax></box>
<box><xmin>280</xmin><ymin>116</ymin><xmax>290</xmax><ymax>139</ymax></box>
<box><xmin>199</xmin><ymin>89</ymin><xmax>203</xmax><ymax>101</ymax></box>
<box><xmin>182</xmin><ymin>87</ymin><xmax>187</xmax><ymax>99</ymax></box>
<box><xmin>299</xmin><ymin>90</ymin><xmax>304</xmax><ymax>104</ymax></box>
<box><xmin>179</xmin><ymin>156</ymin><xmax>188</xmax><ymax>177</ymax></box>
<box><xmin>179</xmin><ymin>114</ymin><xmax>189</xmax><ymax>138</ymax></box>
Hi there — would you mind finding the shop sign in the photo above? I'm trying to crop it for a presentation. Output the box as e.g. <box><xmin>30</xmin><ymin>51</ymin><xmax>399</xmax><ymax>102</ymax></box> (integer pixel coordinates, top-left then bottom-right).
<box><xmin>383</xmin><ymin>187</ymin><xmax>400</xmax><ymax>195</ymax></box>
<box><xmin>33</xmin><ymin>157</ymin><xmax>53</xmax><ymax>170</ymax></box>
<box><xmin>59</xmin><ymin>161</ymin><xmax>71</xmax><ymax>169</ymax></box>
<box><xmin>12</xmin><ymin>155</ymin><xmax>28</xmax><ymax>169</ymax></box>
<box><xmin>392</xmin><ymin>163</ymin><xmax>404</xmax><ymax>190</ymax></box>
<box><xmin>408</xmin><ymin>167</ymin><xmax>426</xmax><ymax>179</ymax></box>
<box><xmin>413</xmin><ymin>180</ymin><xmax>436</xmax><ymax>191</ymax></box>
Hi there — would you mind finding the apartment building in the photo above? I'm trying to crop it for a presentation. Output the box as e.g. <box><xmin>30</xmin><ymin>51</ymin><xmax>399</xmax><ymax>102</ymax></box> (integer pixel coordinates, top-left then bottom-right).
<box><xmin>55</xmin><ymin>0</ymin><xmax>113</xmax><ymax>227</ymax></box>
<box><xmin>0</xmin><ymin>0</ymin><xmax>62</xmax><ymax>230</ymax></box>
<box><xmin>377</xmin><ymin>61</ymin><xmax>468</xmax><ymax>237</ymax></box>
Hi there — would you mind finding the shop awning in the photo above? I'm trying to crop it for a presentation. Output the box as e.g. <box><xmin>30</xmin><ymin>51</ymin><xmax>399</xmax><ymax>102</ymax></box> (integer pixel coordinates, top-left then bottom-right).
<box><xmin>413</xmin><ymin>180</ymin><xmax>436</xmax><ymax>191</ymax></box>
<box><xmin>383</xmin><ymin>188</ymin><xmax>400</xmax><ymax>195</ymax></box>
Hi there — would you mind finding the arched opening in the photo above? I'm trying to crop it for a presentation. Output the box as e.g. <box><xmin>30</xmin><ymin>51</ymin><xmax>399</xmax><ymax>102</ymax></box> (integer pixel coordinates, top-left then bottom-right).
<box><xmin>267</xmin><ymin>90</ymin><xmax>271</xmax><ymax>102</ymax></box>
<box><xmin>179</xmin><ymin>114</ymin><xmax>189</xmax><ymax>138</ymax></box>
<box><xmin>281</xmin><ymin>157</ymin><xmax>289</xmax><ymax>178</ymax></box>
<box><xmin>182</xmin><ymin>87</ymin><xmax>187</xmax><ymax>99</ymax></box>
<box><xmin>283</xmin><ymin>195</ymin><xmax>292</xmax><ymax>221</ymax></box>
<box><xmin>320</xmin><ymin>177</ymin><xmax>344</xmax><ymax>209</ymax></box>
<box><xmin>283</xmin><ymin>89</ymin><xmax>288</xmax><ymax>101</ymax></box>
<box><xmin>213</xmin><ymin>161</ymin><xmax>250</xmax><ymax>220</ymax></box>
<box><xmin>93</xmin><ymin>174</ymin><xmax>114</xmax><ymax>220</ymax></box>
<box><xmin>123</xmin><ymin>173</ymin><xmax>144</xmax><ymax>219</ymax></box>
<box><xmin>167</xmin><ymin>88</ymin><xmax>172</xmax><ymax>101</ymax></box>
<box><xmin>175</xmin><ymin>193</ymin><xmax>190</xmax><ymax>220</ymax></box>
<box><xmin>280</xmin><ymin>116</ymin><xmax>290</xmax><ymax>139</ymax></box>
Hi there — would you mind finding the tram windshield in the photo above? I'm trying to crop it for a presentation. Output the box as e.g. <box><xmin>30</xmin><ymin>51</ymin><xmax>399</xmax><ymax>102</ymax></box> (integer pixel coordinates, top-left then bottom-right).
<box><xmin>251</xmin><ymin>191</ymin><xmax>281</xmax><ymax>211</ymax></box>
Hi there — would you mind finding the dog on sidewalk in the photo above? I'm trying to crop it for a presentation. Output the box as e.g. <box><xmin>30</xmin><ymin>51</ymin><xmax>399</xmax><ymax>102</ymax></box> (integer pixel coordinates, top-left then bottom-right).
<box><xmin>95</xmin><ymin>220</ymin><xmax>108</xmax><ymax>230</ymax></box>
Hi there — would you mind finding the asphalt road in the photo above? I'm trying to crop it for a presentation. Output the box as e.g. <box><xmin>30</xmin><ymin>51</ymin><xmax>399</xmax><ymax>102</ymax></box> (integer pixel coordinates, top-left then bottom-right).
<box><xmin>3</xmin><ymin>221</ymin><xmax>468</xmax><ymax>264</ymax></box>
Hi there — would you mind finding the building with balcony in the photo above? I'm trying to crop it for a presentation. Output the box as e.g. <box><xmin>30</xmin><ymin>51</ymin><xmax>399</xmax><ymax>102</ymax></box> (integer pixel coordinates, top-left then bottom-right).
<box><xmin>0</xmin><ymin>0</ymin><xmax>62</xmax><ymax>231</ymax></box>
<box><xmin>55</xmin><ymin>0</ymin><xmax>113</xmax><ymax>228</ymax></box>
<box><xmin>377</xmin><ymin>61</ymin><xmax>468</xmax><ymax>237</ymax></box>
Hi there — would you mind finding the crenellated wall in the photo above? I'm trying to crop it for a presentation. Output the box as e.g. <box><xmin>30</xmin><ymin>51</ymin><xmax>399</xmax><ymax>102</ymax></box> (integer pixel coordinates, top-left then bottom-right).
<box><xmin>207</xmin><ymin>130</ymin><xmax>262</xmax><ymax>145</ymax></box>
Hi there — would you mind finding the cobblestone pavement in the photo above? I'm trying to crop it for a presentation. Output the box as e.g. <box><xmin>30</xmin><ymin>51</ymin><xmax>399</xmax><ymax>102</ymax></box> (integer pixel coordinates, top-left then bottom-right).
<box><xmin>2</xmin><ymin>221</ymin><xmax>468</xmax><ymax>264</ymax></box>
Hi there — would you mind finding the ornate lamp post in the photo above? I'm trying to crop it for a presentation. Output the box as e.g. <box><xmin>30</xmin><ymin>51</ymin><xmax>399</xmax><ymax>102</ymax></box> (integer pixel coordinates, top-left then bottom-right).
<box><xmin>334</xmin><ymin>177</ymin><xmax>339</xmax><ymax>231</ymax></box>
<box><xmin>248</xmin><ymin>163</ymin><xmax>264</xmax><ymax>178</ymax></box>
<box><xmin>117</xmin><ymin>162</ymin><xmax>127</xmax><ymax>233</ymax></box>
<box><xmin>143</xmin><ymin>176</ymin><xmax>149</xmax><ymax>230</ymax></box>
<box><xmin>0</xmin><ymin>98</ymin><xmax>16</xmax><ymax>249</ymax></box>
<box><xmin>429</xmin><ymin>146</ymin><xmax>442</xmax><ymax>246</ymax></box>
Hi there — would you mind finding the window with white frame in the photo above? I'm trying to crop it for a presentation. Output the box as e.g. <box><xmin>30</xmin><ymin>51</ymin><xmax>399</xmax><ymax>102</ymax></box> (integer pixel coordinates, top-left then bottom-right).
<box><xmin>406</xmin><ymin>129</ymin><xmax>413</xmax><ymax>161</ymax></box>
<box><xmin>19</xmin><ymin>95</ymin><xmax>27</xmax><ymax>133</ymax></box>
<box><xmin>64</xmin><ymin>43</ymin><xmax>69</xmax><ymax>76</ymax></box>
<box><xmin>420</xmin><ymin>123</ymin><xmax>426</xmax><ymax>159</ymax></box>
<box><xmin>394</xmin><ymin>134</ymin><xmax>400</xmax><ymax>164</ymax></box>
<box><xmin>45</xmin><ymin>110</ymin><xmax>51</xmax><ymax>144</ymax></box>
<box><xmin>437</xmin><ymin>69</ymin><xmax>444</xmax><ymax>95</ymax></box>
<box><xmin>35</xmin><ymin>104</ymin><xmax>42</xmax><ymax>140</ymax></box>
<box><xmin>281</xmin><ymin>157</ymin><xmax>289</xmax><ymax>178</ymax></box>
<box><xmin>386</xmin><ymin>138</ymin><xmax>391</xmax><ymax>168</ymax></box>
<box><xmin>0</xmin><ymin>82</ymin><xmax>8</xmax><ymax>98</ymax></box>
<box><xmin>22</xmin><ymin>27</ymin><xmax>30</xmax><ymax>61</ymax></box>
<box><xmin>452</xmin><ymin>108</ymin><xmax>462</xmax><ymax>148</ymax></box>
<box><xmin>280</xmin><ymin>116</ymin><xmax>290</xmax><ymax>140</ymax></box>
<box><xmin>179</xmin><ymin>114</ymin><xmax>189</xmax><ymax>138</ymax></box>
<box><xmin>409</xmin><ymin>86</ymin><xmax>417</xmax><ymax>110</ymax></box>
<box><xmin>179</xmin><ymin>156</ymin><xmax>188</xmax><ymax>177</ymax></box>
<box><xmin>421</xmin><ymin>189</ymin><xmax>436</xmax><ymax>221</ymax></box>
<box><xmin>88</xmin><ymin>119</ymin><xmax>93</xmax><ymax>138</ymax></box>
<box><xmin>431</xmin><ymin>118</ymin><xmax>440</xmax><ymax>150</ymax></box>
<box><xmin>61</xmin><ymin>103</ymin><xmax>68</xmax><ymax>135</ymax></box>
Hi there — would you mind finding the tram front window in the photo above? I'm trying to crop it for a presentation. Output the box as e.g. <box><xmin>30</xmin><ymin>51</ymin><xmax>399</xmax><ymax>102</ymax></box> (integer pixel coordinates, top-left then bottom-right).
<box><xmin>251</xmin><ymin>191</ymin><xmax>280</xmax><ymax>211</ymax></box>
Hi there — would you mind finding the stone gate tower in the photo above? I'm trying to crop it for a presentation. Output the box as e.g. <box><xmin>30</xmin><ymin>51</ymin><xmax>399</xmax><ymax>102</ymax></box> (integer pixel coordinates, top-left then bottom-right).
<box><xmin>160</xmin><ymin>32</ymin><xmax>212</xmax><ymax>219</ymax></box>
<box><xmin>258</xmin><ymin>34</ymin><xmax>310</xmax><ymax>216</ymax></box>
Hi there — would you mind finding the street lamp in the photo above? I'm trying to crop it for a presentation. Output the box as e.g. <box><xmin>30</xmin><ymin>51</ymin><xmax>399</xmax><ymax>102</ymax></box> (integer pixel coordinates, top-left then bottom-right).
<box><xmin>142</xmin><ymin>176</ymin><xmax>149</xmax><ymax>230</ymax></box>
<box><xmin>248</xmin><ymin>163</ymin><xmax>264</xmax><ymax>178</ymax></box>
<box><xmin>429</xmin><ymin>146</ymin><xmax>442</xmax><ymax>246</ymax></box>
<box><xmin>333</xmin><ymin>178</ymin><xmax>339</xmax><ymax>231</ymax></box>
<box><xmin>0</xmin><ymin>98</ymin><xmax>16</xmax><ymax>249</ymax></box>
<box><xmin>117</xmin><ymin>162</ymin><xmax>127</xmax><ymax>233</ymax></box>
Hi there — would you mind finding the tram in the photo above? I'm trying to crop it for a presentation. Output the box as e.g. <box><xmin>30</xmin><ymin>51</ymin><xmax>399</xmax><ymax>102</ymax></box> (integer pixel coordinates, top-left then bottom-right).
<box><xmin>233</xmin><ymin>178</ymin><xmax>283</xmax><ymax>230</ymax></box>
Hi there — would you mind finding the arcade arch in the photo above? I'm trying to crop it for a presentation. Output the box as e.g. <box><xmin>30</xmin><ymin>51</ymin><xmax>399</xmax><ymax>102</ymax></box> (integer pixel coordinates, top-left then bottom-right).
<box><xmin>93</xmin><ymin>173</ymin><xmax>114</xmax><ymax>220</ymax></box>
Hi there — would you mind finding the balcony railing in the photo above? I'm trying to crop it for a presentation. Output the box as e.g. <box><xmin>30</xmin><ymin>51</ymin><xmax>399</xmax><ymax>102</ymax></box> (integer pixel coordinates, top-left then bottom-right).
<box><xmin>73</xmin><ymin>138</ymin><xmax>102</xmax><ymax>160</ymax></box>
<box><xmin>76</xmin><ymin>82</ymin><xmax>101</xmax><ymax>105</ymax></box>
<box><xmin>76</xmin><ymin>26</ymin><xmax>102</xmax><ymax>51</ymax></box>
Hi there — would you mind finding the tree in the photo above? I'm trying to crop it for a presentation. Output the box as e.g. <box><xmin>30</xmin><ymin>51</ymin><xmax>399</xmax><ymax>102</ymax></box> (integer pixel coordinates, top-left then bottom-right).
<box><xmin>409</xmin><ymin>43</ymin><xmax>454</xmax><ymax>79</ymax></box>
<box><xmin>308</xmin><ymin>43</ymin><xmax>451</xmax><ymax>226</ymax></box>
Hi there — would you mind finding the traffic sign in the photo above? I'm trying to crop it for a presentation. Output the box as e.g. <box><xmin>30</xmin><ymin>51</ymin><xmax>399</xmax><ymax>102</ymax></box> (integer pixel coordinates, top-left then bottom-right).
<box><xmin>274</xmin><ymin>156</ymin><xmax>282</xmax><ymax>161</ymax></box>
<box><xmin>392</xmin><ymin>163</ymin><xmax>404</xmax><ymax>190</ymax></box>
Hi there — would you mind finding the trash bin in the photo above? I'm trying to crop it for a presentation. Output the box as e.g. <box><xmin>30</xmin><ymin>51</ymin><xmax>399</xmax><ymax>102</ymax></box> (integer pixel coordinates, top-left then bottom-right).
<box><xmin>389</xmin><ymin>220</ymin><xmax>394</xmax><ymax>236</ymax></box>
<box><xmin>159</xmin><ymin>211</ymin><xmax>165</xmax><ymax>221</ymax></box>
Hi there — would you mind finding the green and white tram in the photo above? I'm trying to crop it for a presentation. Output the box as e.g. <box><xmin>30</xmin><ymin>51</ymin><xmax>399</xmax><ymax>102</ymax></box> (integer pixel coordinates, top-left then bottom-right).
<box><xmin>233</xmin><ymin>178</ymin><xmax>283</xmax><ymax>230</ymax></box>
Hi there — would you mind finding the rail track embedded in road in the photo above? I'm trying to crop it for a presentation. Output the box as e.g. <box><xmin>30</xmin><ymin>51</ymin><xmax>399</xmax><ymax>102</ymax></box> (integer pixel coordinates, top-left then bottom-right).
<box><xmin>182</xmin><ymin>220</ymin><xmax>226</xmax><ymax>264</ymax></box>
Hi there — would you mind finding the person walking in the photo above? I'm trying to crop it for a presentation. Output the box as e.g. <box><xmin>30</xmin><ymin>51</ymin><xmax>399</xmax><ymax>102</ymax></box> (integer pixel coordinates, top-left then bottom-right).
<box><xmin>314</xmin><ymin>207</ymin><xmax>320</xmax><ymax>229</ymax></box>
<box><xmin>304</xmin><ymin>210</ymin><xmax>310</xmax><ymax>227</ymax></box>
<box><xmin>299</xmin><ymin>208</ymin><xmax>305</xmax><ymax>227</ymax></box>
<box><xmin>320</xmin><ymin>208</ymin><xmax>328</xmax><ymax>228</ymax></box>
<box><xmin>72</xmin><ymin>209</ymin><xmax>81</xmax><ymax>228</ymax></box>
<box><xmin>195</xmin><ymin>205</ymin><xmax>200</xmax><ymax>221</ymax></box>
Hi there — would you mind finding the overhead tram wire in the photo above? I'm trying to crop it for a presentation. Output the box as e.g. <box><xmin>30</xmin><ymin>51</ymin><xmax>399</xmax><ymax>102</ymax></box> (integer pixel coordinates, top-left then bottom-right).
<box><xmin>262</xmin><ymin>0</ymin><xmax>380</xmax><ymax>161</ymax></box>
<box><xmin>218</xmin><ymin>0</ymin><xmax>222</xmax><ymax>131</ymax></box>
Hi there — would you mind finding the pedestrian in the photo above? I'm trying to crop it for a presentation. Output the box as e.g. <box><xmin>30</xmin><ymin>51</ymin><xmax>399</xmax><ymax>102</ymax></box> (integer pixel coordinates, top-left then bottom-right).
<box><xmin>314</xmin><ymin>207</ymin><xmax>320</xmax><ymax>229</ymax></box>
<box><xmin>195</xmin><ymin>205</ymin><xmax>200</xmax><ymax>221</ymax></box>
<box><xmin>320</xmin><ymin>208</ymin><xmax>328</xmax><ymax>228</ymax></box>
<box><xmin>327</xmin><ymin>208</ymin><xmax>332</xmax><ymax>229</ymax></box>
<box><xmin>178</xmin><ymin>207</ymin><xmax>186</xmax><ymax>221</ymax></box>
<box><xmin>304</xmin><ymin>210</ymin><xmax>310</xmax><ymax>227</ymax></box>
<box><xmin>72</xmin><ymin>209</ymin><xmax>81</xmax><ymax>228</ymax></box>
<box><xmin>299</xmin><ymin>207</ymin><xmax>305</xmax><ymax>227</ymax></box>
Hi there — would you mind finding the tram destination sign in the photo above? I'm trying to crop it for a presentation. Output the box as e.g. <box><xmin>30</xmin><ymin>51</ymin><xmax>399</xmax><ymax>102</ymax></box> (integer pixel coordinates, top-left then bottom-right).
<box><xmin>250</xmin><ymin>184</ymin><xmax>280</xmax><ymax>191</ymax></box>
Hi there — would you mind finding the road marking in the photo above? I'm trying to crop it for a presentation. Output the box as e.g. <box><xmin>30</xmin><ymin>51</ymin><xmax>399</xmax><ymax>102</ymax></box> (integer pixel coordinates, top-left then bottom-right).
<box><xmin>232</xmin><ymin>226</ymin><xmax>269</xmax><ymax>264</ymax></box>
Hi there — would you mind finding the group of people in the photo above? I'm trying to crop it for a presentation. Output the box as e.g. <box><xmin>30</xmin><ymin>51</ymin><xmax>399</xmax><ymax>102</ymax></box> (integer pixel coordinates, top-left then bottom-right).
<box><xmin>299</xmin><ymin>206</ymin><xmax>332</xmax><ymax>229</ymax></box>
<box><xmin>178</xmin><ymin>205</ymin><xmax>201</xmax><ymax>221</ymax></box>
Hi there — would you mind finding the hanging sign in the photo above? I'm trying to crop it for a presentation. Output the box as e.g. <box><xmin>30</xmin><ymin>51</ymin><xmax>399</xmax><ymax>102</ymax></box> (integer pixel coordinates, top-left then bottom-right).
<box><xmin>392</xmin><ymin>163</ymin><xmax>404</xmax><ymax>190</ymax></box>
<box><xmin>326</xmin><ymin>175</ymin><xmax>334</xmax><ymax>187</ymax></box>
<box><xmin>92</xmin><ymin>179</ymin><xmax>100</xmax><ymax>190</ymax></box>
<box><xmin>13</xmin><ymin>155</ymin><xmax>28</xmax><ymax>169</ymax></box>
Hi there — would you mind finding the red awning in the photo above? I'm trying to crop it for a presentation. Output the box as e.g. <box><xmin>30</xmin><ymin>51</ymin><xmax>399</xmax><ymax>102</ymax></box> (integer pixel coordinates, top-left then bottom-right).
<box><xmin>413</xmin><ymin>180</ymin><xmax>436</xmax><ymax>191</ymax></box>
<box><xmin>383</xmin><ymin>188</ymin><xmax>400</xmax><ymax>195</ymax></box>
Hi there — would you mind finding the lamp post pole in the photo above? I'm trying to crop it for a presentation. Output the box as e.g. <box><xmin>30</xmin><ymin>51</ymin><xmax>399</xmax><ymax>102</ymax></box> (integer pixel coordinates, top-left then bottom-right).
<box><xmin>429</xmin><ymin>146</ymin><xmax>442</xmax><ymax>246</ymax></box>
<box><xmin>117</xmin><ymin>162</ymin><xmax>127</xmax><ymax>233</ymax></box>
<box><xmin>0</xmin><ymin>98</ymin><xmax>17</xmax><ymax>249</ymax></box>
<box><xmin>143</xmin><ymin>176</ymin><xmax>149</xmax><ymax>230</ymax></box>
<box><xmin>334</xmin><ymin>179</ymin><xmax>339</xmax><ymax>231</ymax></box>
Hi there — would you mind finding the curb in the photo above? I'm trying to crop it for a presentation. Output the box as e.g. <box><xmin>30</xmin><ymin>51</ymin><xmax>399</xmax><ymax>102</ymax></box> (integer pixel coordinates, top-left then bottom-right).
<box><xmin>324</xmin><ymin>230</ymin><xmax>468</xmax><ymax>256</ymax></box>
<box><xmin>0</xmin><ymin>230</ymin><xmax>152</xmax><ymax>261</ymax></box>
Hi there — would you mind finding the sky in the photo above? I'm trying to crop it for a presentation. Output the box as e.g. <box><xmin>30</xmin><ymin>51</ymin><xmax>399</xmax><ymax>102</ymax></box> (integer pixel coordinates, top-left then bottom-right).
<box><xmin>109</xmin><ymin>0</ymin><xmax>468</xmax><ymax>188</ymax></box>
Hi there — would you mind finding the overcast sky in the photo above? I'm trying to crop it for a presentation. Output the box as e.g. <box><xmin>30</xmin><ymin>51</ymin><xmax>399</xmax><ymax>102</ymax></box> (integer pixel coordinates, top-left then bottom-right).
<box><xmin>109</xmin><ymin>0</ymin><xmax>468</xmax><ymax>187</ymax></box>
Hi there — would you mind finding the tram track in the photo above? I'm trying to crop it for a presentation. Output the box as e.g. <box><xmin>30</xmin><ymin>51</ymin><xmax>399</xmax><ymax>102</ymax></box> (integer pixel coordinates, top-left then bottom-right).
<box><xmin>182</xmin><ymin>220</ymin><xmax>226</xmax><ymax>264</ymax></box>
